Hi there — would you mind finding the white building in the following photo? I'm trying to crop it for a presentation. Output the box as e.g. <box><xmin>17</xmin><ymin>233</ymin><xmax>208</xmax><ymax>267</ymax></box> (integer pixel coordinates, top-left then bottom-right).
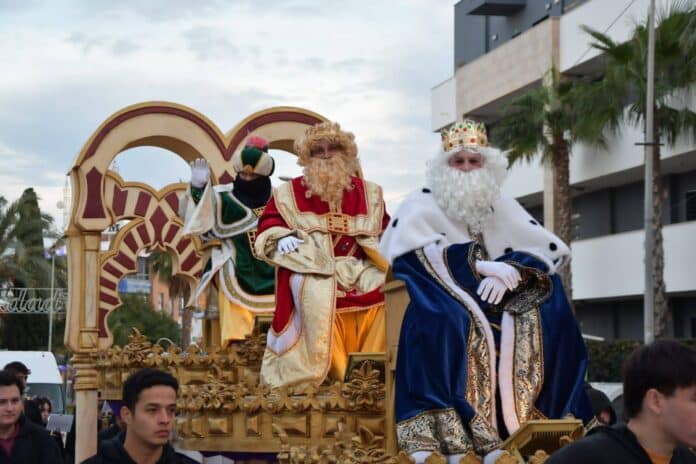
<box><xmin>432</xmin><ymin>0</ymin><xmax>696</xmax><ymax>339</ymax></box>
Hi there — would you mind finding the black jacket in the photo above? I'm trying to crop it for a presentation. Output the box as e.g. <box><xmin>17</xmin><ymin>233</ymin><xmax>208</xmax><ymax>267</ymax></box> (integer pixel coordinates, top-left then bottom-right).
<box><xmin>0</xmin><ymin>415</ymin><xmax>63</xmax><ymax>464</ymax></box>
<box><xmin>547</xmin><ymin>424</ymin><xmax>696</xmax><ymax>463</ymax></box>
<box><xmin>81</xmin><ymin>432</ymin><xmax>199</xmax><ymax>464</ymax></box>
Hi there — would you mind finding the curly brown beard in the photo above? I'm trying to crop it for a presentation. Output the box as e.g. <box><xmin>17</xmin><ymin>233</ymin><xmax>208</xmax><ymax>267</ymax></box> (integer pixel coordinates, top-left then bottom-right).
<box><xmin>302</xmin><ymin>154</ymin><xmax>359</xmax><ymax>211</ymax></box>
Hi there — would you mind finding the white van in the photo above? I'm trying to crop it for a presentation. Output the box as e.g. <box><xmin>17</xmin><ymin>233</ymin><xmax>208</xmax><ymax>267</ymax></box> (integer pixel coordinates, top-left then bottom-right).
<box><xmin>0</xmin><ymin>351</ymin><xmax>65</xmax><ymax>414</ymax></box>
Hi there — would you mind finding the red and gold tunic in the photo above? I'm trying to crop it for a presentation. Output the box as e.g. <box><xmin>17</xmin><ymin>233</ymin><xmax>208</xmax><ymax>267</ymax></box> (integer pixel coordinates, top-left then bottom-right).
<box><xmin>255</xmin><ymin>176</ymin><xmax>390</xmax><ymax>387</ymax></box>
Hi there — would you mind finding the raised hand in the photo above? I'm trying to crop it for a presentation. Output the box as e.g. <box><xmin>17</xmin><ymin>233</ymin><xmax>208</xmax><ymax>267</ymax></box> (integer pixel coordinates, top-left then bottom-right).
<box><xmin>190</xmin><ymin>158</ymin><xmax>210</xmax><ymax>188</ymax></box>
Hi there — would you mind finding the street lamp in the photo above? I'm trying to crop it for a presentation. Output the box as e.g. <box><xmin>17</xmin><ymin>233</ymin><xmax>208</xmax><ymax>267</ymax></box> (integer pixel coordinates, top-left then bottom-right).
<box><xmin>48</xmin><ymin>244</ymin><xmax>57</xmax><ymax>352</ymax></box>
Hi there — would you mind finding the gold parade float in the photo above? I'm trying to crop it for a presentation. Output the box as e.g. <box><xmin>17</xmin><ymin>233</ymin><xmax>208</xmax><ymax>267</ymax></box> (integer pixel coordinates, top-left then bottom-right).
<box><xmin>65</xmin><ymin>102</ymin><xmax>583</xmax><ymax>463</ymax></box>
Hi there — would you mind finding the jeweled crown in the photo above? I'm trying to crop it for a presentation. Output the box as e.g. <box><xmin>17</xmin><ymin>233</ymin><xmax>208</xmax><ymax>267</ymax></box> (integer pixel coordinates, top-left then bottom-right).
<box><xmin>441</xmin><ymin>119</ymin><xmax>489</xmax><ymax>152</ymax></box>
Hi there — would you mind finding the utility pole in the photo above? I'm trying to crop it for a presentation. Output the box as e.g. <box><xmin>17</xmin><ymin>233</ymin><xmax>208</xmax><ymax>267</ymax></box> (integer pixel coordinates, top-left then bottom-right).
<box><xmin>643</xmin><ymin>0</ymin><xmax>656</xmax><ymax>345</ymax></box>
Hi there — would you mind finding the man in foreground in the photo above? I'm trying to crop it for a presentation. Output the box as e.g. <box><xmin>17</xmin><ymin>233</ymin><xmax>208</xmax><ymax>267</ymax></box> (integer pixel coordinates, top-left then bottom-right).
<box><xmin>548</xmin><ymin>340</ymin><xmax>696</xmax><ymax>463</ymax></box>
<box><xmin>82</xmin><ymin>368</ymin><xmax>197</xmax><ymax>464</ymax></box>
<box><xmin>0</xmin><ymin>370</ymin><xmax>62</xmax><ymax>463</ymax></box>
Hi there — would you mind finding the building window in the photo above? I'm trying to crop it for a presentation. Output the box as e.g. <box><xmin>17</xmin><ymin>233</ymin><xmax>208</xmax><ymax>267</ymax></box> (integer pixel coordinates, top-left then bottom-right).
<box><xmin>168</xmin><ymin>299</ymin><xmax>173</xmax><ymax>317</ymax></box>
<box><xmin>686</xmin><ymin>190</ymin><xmax>696</xmax><ymax>221</ymax></box>
<box><xmin>158</xmin><ymin>293</ymin><xmax>164</xmax><ymax>311</ymax></box>
<box><xmin>136</xmin><ymin>257</ymin><xmax>149</xmax><ymax>280</ymax></box>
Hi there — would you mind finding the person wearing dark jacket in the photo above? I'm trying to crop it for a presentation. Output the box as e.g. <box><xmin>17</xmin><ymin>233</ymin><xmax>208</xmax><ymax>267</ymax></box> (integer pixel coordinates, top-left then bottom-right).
<box><xmin>0</xmin><ymin>370</ymin><xmax>63</xmax><ymax>464</ymax></box>
<box><xmin>584</xmin><ymin>382</ymin><xmax>617</xmax><ymax>425</ymax></box>
<box><xmin>35</xmin><ymin>396</ymin><xmax>67</xmax><ymax>459</ymax></box>
<box><xmin>81</xmin><ymin>368</ymin><xmax>197</xmax><ymax>464</ymax></box>
<box><xmin>548</xmin><ymin>340</ymin><xmax>696</xmax><ymax>463</ymax></box>
<box><xmin>85</xmin><ymin>432</ymin><xmax>197</xmax><ymax>464</ymax></box>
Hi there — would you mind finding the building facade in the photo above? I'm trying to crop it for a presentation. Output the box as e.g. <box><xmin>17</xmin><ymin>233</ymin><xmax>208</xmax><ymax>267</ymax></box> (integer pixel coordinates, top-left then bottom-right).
<box><xmin>432</xmin><ymin>0</ymin><xmax>696</xmax><ymax>340</ymax></box>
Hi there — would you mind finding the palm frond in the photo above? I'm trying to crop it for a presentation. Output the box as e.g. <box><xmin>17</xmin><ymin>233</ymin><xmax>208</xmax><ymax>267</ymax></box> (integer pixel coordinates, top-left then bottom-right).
<box><xmin>492</xmin><ymin>86</ymin><xmax>547</xmax><ymax>165</ymax></box>
<box><xmin>657</xmin><ymin>106</ymin><xmax>696</xmax><ymax>145</ymax></box>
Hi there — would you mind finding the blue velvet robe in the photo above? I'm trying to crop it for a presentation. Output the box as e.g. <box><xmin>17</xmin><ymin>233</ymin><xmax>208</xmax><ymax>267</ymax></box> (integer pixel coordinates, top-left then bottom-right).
<box><xmin>393</xmin><ymin>241</ymin><xmax>593</xmax><ymax>455</ymax></box>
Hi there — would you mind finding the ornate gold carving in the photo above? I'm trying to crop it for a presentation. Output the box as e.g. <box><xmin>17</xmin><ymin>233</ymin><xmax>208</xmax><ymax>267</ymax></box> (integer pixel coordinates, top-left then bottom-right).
<box><xmin>208</xmin><ymin>416</ymin><xmax>231</xmax><ymax>435</ymax></box>
<box><xmin>246</xmin><ymin>415</ymin><xmax>261</xmax><ymax>437</ymax></box>
<box><xmin>190</xmin><ymin>415</ymin><xmax>206</xmax><ymax>438</ymax></box>
<box><xmin>460</xmin><ymin>451</ymin><xmax>483</xmax><ymax>464</ymax></box>
<box><xmin>494</xmin><ymin>451</ymin><xmax>520</xmax><ymax>464</ymax></box>
<box><xmin>424</xmin><ymin>451</ymin><xmax>447</xmax><ymax>464</ymax></box>
<box><xmin>272</xmin><ymin>414</ymin><xmax>310</xmax><ymax>438</ymax></box>
<box><xmin>395</xmin><ymin>452</ymin><xmax>416</xmax><ymax>464</ymax></box>
<box><xmin>175</xmin><ymin>417</ymin><xmax>190</xmax><ymax>438</ymax></box>
<box><xmin>276</xmin><ymin>421</ymin><xmax>398</xmax><ymax>464</ymax></box>
<box><xmin>323</xmin><ymin>414</ymin><xmax>346</xmax><ymax>438</ymax></box>
<box><xmin>529</xmin><ymin>450</ymin><xmax>550</xmax><ymax>464</ymax></box>
<box><xmin>356</xmin><ymin>417</ymin><xmax>386</xmax><ymax>438</ymax></box>
<box><xmin>342</xmin><ymin>360</ymin><xmax>386</xmax><ymax>410</ymax></box>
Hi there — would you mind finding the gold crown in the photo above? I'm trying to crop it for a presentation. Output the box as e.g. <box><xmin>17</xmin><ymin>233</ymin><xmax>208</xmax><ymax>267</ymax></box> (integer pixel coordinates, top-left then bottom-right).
<box><xmin>441</xmin><ymin>119</ymin><xmax>489</xmax><ymax>152</ymax></box>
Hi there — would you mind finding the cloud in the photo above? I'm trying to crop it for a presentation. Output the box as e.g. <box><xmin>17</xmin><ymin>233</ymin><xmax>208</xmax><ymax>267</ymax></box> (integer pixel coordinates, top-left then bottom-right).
<box><xmin>0</xmin><ymin>0</ymin><xmax>453</xmax><ymax>225</ymax></box>
<box><xmin>111</xmin><ymin>38</ymin><xmax>141</xmax><ymax>56</ymax></box>
<box><xmin>73</xmin><ymin>0</ymin><xmax>225</xmax><ymax>23</ymax></box>
<box><xmin>0</xmin><ymin>141</ymin><xmax>68</xmax><ymax>227</ymax></box>
<box><xmin>183</xmin><ymin>26</ymin><xmax>239</xmax><ymax>61</ymax></box>
<box><xmin>0</xmin><ymin>0</ymin><xmax>42</xmax><ymax>12</ymax></box>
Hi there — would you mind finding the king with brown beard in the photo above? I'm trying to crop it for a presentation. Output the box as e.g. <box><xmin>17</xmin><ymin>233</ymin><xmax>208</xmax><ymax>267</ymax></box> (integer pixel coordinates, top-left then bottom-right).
<box><xmin>254</xmin><ymin>121</ymin><xmax>390</xmax><ymax>388</ymax></box>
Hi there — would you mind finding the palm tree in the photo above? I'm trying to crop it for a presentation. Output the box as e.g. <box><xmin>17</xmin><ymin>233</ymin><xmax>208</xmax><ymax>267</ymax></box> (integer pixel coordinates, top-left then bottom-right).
<box><xmin>580</xmin><ymin>2</ymin><xmax>696</xmax><ymax>337</ymax></box>
<box><xmin>107</xmin><ymin>293</ymin><xmax>182</xmax><ymax>347</ymax></box>
<box><xmin>493</xmin><ymin>66</ymin><xmax>594</xmax><ymax>301</ymax></box>
<box><xmin>147</xmin><ymin>250</ymin><xmax>193</xmax><ymax>346</ymax></box>
<box><xmin>1</xmin><ymin>188</ymin><xmax>60</xmax><ymax>349</ymax></box>
<box><xmin>0</xmin><ymin>195</ymin><xmax>20</xmax><ymax>284</ymax></box>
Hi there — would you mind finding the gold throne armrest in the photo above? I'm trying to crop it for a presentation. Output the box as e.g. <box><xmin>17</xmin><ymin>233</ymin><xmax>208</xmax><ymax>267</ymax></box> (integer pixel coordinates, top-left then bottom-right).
<box><xmin>501</xmin><ymin>419</ymin><xmax>584</xmax><ymax>458</ymax></box>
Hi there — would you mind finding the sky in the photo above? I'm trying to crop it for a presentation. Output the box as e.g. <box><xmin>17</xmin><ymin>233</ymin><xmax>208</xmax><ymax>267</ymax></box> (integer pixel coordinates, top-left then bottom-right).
<box><xmin>0</xmin><ymin>0</ymin><xmax>454</xmax><ymax>231</ymax></box>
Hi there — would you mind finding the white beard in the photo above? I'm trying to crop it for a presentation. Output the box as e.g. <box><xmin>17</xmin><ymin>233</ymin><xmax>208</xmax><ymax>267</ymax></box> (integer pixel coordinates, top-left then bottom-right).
<box><xmin>425</xmin><ymin>149</ymin><xmax>506</xmax><ymax>234</ymax></box>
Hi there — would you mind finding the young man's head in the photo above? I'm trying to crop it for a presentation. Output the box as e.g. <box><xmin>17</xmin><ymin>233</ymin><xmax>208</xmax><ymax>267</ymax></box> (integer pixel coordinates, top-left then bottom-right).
<box><xmin>427</xmin><ymin>119</ymin><xmax>507</xmax><ymax>232</ymax></box>
<box><xmin>120</xmin><ymin>368</ymin><xmax>179</xmax><ymax>448</ymax></box>
<box><xmin>623</xmin><ymin>340</ymin><xmax>696</xmax><ymax>447</ymax></box>
<box><xmin>294</xmin><ymin>121</ymin><xmax>360</xmax><ymax>210</ymax></box>
<box><xmin>3</xmin><ymin>362</ymin><xmax>30</xmax><ymax>388</ymax></box>
<box><xmin>0</xmin><ymin>370</ymin><xmax>24</xmax><ymax>430</ymax></box>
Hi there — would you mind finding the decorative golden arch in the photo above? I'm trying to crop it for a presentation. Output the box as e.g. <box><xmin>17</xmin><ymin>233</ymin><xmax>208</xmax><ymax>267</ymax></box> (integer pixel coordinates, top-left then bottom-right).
<box><xmin>65</xmin><ymin>102</ymin><xmax>326</xmax><ymax>462</ymax></box>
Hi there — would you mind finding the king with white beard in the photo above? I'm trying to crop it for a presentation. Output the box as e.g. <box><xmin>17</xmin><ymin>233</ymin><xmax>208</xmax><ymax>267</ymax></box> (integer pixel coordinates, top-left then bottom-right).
<box><xmin>379</xmin><ymin>119</ymin><xmax>593</xmax><ymax>463</ymax></box>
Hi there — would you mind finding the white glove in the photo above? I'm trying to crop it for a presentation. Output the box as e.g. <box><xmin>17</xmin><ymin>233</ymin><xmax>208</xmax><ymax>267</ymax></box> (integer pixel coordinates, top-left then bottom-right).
<box><xmin>475</xmin><ymin>260</ymin><xmax>521</xmax><ymax>290</ymax></box>
<box><xmin>190</xmin><ymin>158</ymin><xmax>210</xmax><ymax>188</ymax></box>
<box><xmin>477</xmin><ymin>277</ymin><xmax>507</xmax><ymax>304</ymax></box>
<box><xmin>277</xmin><ymin>236</ymin><xmax>304</xmax><ymax>254</ymax></box>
